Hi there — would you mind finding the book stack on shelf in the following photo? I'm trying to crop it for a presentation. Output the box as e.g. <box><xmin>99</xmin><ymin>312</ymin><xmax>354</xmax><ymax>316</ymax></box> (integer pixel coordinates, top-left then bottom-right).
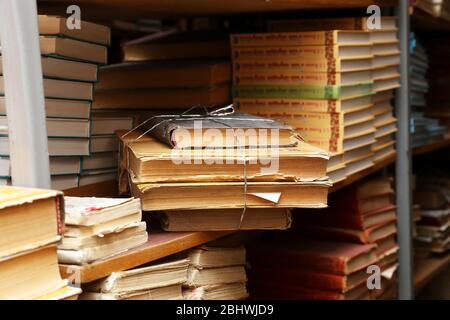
<box><xmin>0</xmin><ymin>186</ymin><xmax>80</xmax><ymax>300</ymax></box>
<box><xmin>409</xmin><ymin>33</ymin><xmax>448</xmax><ymax>147</ymax></box>
<box><xmin>231</xmin><ymin>28</ymin><xmax>375</xmax><ymax>184</ymax></box>
<box><xmin>421</xmin><ymin>34</ymin><xmax>450</xmax><ymax>133</ymax></box>
<box><xmin>0</xmin><ymin>15</ymin><xmax>126</xmax><ymax>190</ymax></box>
<box><xmin>248</xmin><ymin>237</ymin><xmax>377</xmax><ymax>300</ymax></box>
<box><xmin>414</xmin><ymin>173</ymin><xmax>450</xmax><ymax>253</ymax></box>
<box><xmin>58</xmin><ymin>197</ymin><xmax>148</xmax><ymax>266</ymax></box>
<box><xmin>80</xmin><ymin>259</ymin><xmax>189</xmax><ymax>300</ymax></box>
<box><xmin>116</xmin><ymin>112</ymin><xmax>331</xmax><ymax>231</ymax></box>
<box><xmin>294</xmin><ymin>176</ymin><xmax>399</xmax><ymax>299</ymax></box>
<box><xmin>184</xmin><ymin>246</ymin><xmax>249</xmax><ymax>300</ymax></box>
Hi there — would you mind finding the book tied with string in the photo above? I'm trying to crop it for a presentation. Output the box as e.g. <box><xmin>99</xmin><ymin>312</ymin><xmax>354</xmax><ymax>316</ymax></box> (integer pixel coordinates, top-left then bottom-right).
<box><xmin>116</xmin><ymin>107</ymin><xmax>331</xmax><ymax>231</ymax></box>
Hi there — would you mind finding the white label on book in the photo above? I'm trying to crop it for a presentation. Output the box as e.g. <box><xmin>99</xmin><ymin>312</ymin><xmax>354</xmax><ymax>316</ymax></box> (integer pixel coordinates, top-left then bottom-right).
<box><xmin>248</xmin><ymin>192</ymin><xmax>281</xmax><ymax>203</ymax></box>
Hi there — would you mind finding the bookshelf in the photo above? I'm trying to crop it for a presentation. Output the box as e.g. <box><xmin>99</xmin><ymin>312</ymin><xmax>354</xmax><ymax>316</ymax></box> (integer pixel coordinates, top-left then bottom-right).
<box><xmin>414</xmin><ymin>249</ymin><xmax>450</xmax><ymax>293</ymax></box>
<box><xmin>59</xmin><ymin>230</ymin><xmax>232</xmax><ymax>283</ymax></box>
<box><xmin>412</xmin><ymin>7</ymin><xmax>450</xmax><ymax>31</ymax></box>
<box><xmin>0</xmin><ymin>0</ymin><xmax>430</xmax><ymax>300</ymax></box>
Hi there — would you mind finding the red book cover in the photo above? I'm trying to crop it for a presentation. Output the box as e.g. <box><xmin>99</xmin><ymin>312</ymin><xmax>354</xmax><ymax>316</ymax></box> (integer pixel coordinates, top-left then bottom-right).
<box><xmin>248</xmin><ymin>238</ymin><xmax>377</xmax><ymax>275</ymax></box>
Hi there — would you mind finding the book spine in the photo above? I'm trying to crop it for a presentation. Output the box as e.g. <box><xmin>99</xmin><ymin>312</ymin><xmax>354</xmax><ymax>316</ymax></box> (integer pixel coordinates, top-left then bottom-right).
<box><xmin>233</xmin><ymin>59</ymin><xmax>342</xmax><ymax>73</ymax></box>
<box><xmin>230</xmin><ymin>31</ymin><xmax>335</xmax><ymax>47</ymax></box>
<box><xmin>232</xmin><ymin>85</ymin><xmax>341</xmax><ymax>100</ymax></box>
<box><xmin>235</xmin><ymin>98</ymin><xmax>341</xmax><ymax>114</ymax></box>
<box><xmin>233</xmin><ymin>71</ymin><xmax>342</xmax><ymax>86</ymax></box>
<box><xmin>231</xmin><ymin>46</ymin><xmax>339</xmax><ymax>62</ymax></box>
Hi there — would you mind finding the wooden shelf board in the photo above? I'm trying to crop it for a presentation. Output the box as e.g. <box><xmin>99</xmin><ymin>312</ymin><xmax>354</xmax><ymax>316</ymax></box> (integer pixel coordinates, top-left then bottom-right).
<box><xmin>412</xmin><ymin>137</ymin><xmax>450</xmax><ymax>156</ymax></box>
<box><xmin>59</xmin><ymin>230</ymin><xmax>231</xmax><ymax>283</ymax></box>
<box><xmin>414</xmin><ymin>249</ymin><xmax>450</xmax><ymax>294</ymax></box>
<box><xmin>38</xmin><ymin>0</ymin><xmax>398</xmax><ymax>19</ymax></box>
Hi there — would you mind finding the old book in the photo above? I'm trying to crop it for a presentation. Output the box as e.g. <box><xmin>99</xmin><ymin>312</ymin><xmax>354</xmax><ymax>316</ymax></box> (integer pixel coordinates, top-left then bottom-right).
<box><xmin>118</xmin><ymin>130</ymin><xmax>328</xmax><ymax>183</ymax></box>
<box><xmin>0</xmin><ymin>96</ymin><xmax>91</xmax><ymax>119</ymax></box>
<box><xmin>64</xmin><ymin>197</ymin><xmax>141</xmax><ymax>226</ymax></box>
<box><xmin>123</xmin><ymin>32</ymin><xmax>229</xmax><ymax>61</ymax></box>
<box><xmin>92</xmin><ymin>85</ymin><xmax>230</xmax><ymax>109</ymax></box>
<box><xmin>80</xmin><ymin>284</ymin><xmax>183</xmax><ymax>300</ymax></box>
<box><xmin>0</xmin><ymin>76</ymin><xmax>93</xmax><ymax>101</ymax></box>
<box><xmin>0</xmin><ymin>245</ymin><xmax>67</xmax><ymax>299</ymax></box>
<box><xmin>249</xmin><ymin>279</ymin><xmax>371</xmax><ymax>300</ymax></box>
<box><xmin>34</xmin><ymin>284</ymin><xmax>82</xmax><ymax>300</ymax></box>
<box><xmin>233</xmin><ymin>56</ymin><xmax>374</xmax><ymax>73</ymax></box>
<box><xmin>0</xmin><ymin>186</ymin><xmax>63</xmax><ymax>259</ymax></box>
<box><xmin>230</xmin><ymin>31</ymin><xmax>371</xmax><ymax>47</ymax></box>
<box><xmin>57</xmin><ymin>227</ymin><xmax>148</xmax><ymax>264</ymax></box>
<box><xmin>90</xmin><ymin>135</ymin><xmax>118</xmax><ymax>153</ymax></box>
<box><xmin>250</xmin><ymin>266</ymin><xmax>368</xmax><ymax>293</ymax></box>
<box><xmin>59</xmin><ymin>222</ymin><xmax>146</xmax><ymax>250</ymax></box>
<box><xmin>188</xmin><ymin>246</ymin><xmax>246</xmax><ymax>268</ymax></box>
<box><xmin>0</xmin><ymin>156</ymin><xmax>81</xmax><ymax>176</ymax></box>
<box><xmin>78</xmin><ymin>169</ymin><xmax>117</xmax><ymax>186</ymax></box>
<box><xmin>248</xmin><ymin>238</ymin><xmax>378</xmax><ymax>275</ymax></box>
<box><xmin>81</xmin><ymin>152</ymin><xmax>118</xmax><ymax>171</ymax></box>
<box><xmin>0</xmin><ymin>117</ymin><xmax>90</xmax><ymax>138</ymax></box>
<box><xmin>160</xmin><ymin>208</ymin><xmax>292</xmax><ymax>231</ymax></box>
<box><xmin>83</xmin><ymin>259</ymin><xmax>189</xmax><ymax>293</ymax></box>
<box><xmin>0</xmin><ymin>56</ymin><xmax>98</xmax><ymax>82</ymax></box>
<box><xmin>40</xmin><ymin>36</ymin><xmax>107</xmax><ymax>64</ymax></box>
<box><xmin>96</xmin><ymin>60</ymin><xmax>230</xmax><ymax>90</ymax></box>
<box><xmin>91</xmin><ymin>117</ymin><xmax>133</xmax><ymax>135</ymax></box>
<box><xmin>297</xmin><ymin>204</ymin><xmax>397</xmax><ymax>230</ymax></box>
<box><xmin>185</xmin><ymin>265</ymin><xmax>247</xmax><ymax>287</ymax></box>
<box><xmin>235</xmin><ymin>94</ymin><xmax>373</xmax><ymax>115</ymax></box>
<box><xmin>51</xmin><ymin>175</ymin><xmax>79</xmax><ymax>190</ymax></box>
<box><xmin>137</xmin><ymin>112</ymin><xmax>297</xmax><ymax>149</ymax></box>
<box><xmin>233</xmin><ymin>69</ymin><xmax>372</xmax><ymax>86</ymax></box>
<box><xmin>38</xmin><ymin>15</ymin><xmax>111</xmax><ymax>45</ymax></box>
<box><xmin>298</xmin><ymin>220</ymin><xmax>397</xmax><ymax>244</ymax></box>
<box><xmin>0</xmin><ymin>136</ymin><xmax>89</xmax><ymax>156</ymax></box>
<box><xmin>64</xmin><ymin>212</ymin><xmax>142</xmax><ymax>237</ymax></box>
<box><xmin>131</xmin><ymin>180</ymin><xmax>330</xmax><ymax>211</ymax></box>
<box><xmin>267</xmin><ymin>16</ymin><xmax>397</xmax><ymax>32</ymax></box>
<box><xmin>232</xmin><ymin>44</ymin><xmax>373</xmax><ymax>62</ymax></box>
<box><xmin>232</xmin><ymin>82</ymin><xmax>373</xmax><ymax>100</ymax></box>
<box><xmin>184</xmin><ymin>283</ymin><xmax>248</xmax><ymax>300</ymax></box>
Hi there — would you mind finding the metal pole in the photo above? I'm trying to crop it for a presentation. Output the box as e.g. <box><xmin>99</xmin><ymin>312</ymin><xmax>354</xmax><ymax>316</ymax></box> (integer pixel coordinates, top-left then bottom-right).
<box><xmin>0</xmin><ymin>0</ymin><xmax>51</xmax><ymax>188</ymax></box>
<box><xmin>395</xmin><ymin>0</ymin><xmax>413</xmax><ymax>300</ymax></box>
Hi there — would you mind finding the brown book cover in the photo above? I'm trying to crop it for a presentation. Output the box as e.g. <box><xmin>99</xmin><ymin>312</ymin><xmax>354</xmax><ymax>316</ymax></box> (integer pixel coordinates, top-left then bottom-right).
<box><xmin>96</xmin><ymin>60</ymin><xmax>231</xmax><ymax>90</ymax></box>
<box><xmin>92</xmin><ymin>85</ymin><xmax>230</xmax><ymax>109</ymax></box>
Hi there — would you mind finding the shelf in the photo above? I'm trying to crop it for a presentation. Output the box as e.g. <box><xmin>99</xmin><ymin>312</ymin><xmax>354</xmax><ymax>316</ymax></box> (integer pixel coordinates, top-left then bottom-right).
<box><xmin>38</xmin><ymin>0</ymin><xmax>398</xmax><ymax>20</ymax></box>
<box><xmin>412</xmin><ymin>7</ymin><xmax>450</xmax><ymax>31</ymax></box>
<box><xmin>414</xmin><ymin>249</ymin><xmax>450</xmax><ymax>293</ymax></box>
<box><xmin>412</xmin><ymin>137</ymin><xmax>450</xmax><ymax>156</ymax></box>
<box><xmin>64</xmin><ymin>180</ymin><xmax>119</xmax><ymax>197</ymax></box>
<box><xmin>59</xmin><ymin>230</ymin><xmax>231</xmax><ymax>283</ymax></box>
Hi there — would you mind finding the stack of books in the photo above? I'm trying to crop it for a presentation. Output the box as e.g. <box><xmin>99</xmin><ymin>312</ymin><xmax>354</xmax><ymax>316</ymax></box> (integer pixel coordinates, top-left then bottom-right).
<box><xmin>0</xmin><ymin>15</ymin><xmax>125</xmax><ymax>189</ymax></box>
<box><xmin>295</xmin><ymin>176</ymin><xmax>399</xmax><ymax>299</ymax></box>
<box><xmin>0</xmin><ymin>186</ymin><xmax>80</xmax><ymax>299</ymax></box>
<box><xmin>184</xmin><ymin>246</ymin><xmax>249</xmax><ymax>300</ymax></box>
<box><xmin>248</xmin><ymin>237</ymin><xmax>378</xmax><ymax>300</ymax></box>
<box><xmin>233</xmin><ymin>21</ymin><xmax>389</xmax><ymax>184</ymax></box>
<box><xmin>80</xmin><ymin>259</ymin><xmax>189</xmax><ymax>300</ymax></box>
<box><xmin>57</xmin><ymin>196</ymin><xmax>148</xmax><ymax>265</ymax></box>
<box><xmin>116</xmin><ymin>112</ymin><xmax>331</xmax><ymax>231</ymax></box>
<box><xmin>414</xmin><ymin>174</ymin><xmax>450</xmax><ymax>253</ymax></box>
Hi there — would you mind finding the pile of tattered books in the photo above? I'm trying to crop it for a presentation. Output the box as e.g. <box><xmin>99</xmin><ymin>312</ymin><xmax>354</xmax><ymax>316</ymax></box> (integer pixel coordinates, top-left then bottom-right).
<box><xmin>58</xmin><ymin>196</ymin><xmax>148</xmax><ymax>265</ymax></box>
<box><xmin>117</xmin><ymin>109</ymin><xmax>330</xmax><ymax>231</ymax></box>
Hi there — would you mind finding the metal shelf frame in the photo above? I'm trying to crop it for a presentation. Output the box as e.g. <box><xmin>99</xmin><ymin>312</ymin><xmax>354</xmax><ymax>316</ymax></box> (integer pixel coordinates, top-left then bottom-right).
<box><xmin>0</xmin><ymin>0</ymin><xmax>414</xmax><ymax>299</ymax></box>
